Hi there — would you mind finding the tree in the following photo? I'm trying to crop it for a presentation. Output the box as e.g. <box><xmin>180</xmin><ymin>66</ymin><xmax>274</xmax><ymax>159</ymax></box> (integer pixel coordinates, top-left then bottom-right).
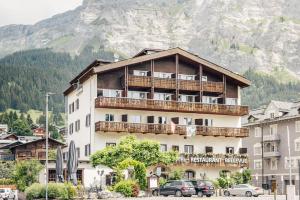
<box><xmin>0</xmin><ymin>161</ymin><xmax>15</xmax><ymax>179</ymax></box>
<box><xmin>12</xmin><ymin>160</ymin><xmax>43</xmax><ymax>191</ymax></box>
<box><xmin>90</xmin><ymin>135</ymin><xmax>178</xmax><ymax>168</ymax></box>
<box><xmin>26</xmin><ymin>114</ymin><xmax>33</xmax><ymax>126</ymax></box>
<box><xmin>168</xmin><ymin>169</ymin><xmax>184</xmax><ymax>180</ymax></box>
<box><xmin>11</xmin><ymin>119</ymin><xmax>32</xmax><ymax>136</ymax></box>
<box><xmin>241</xmin><ymin>169</ymin><xmax>252</xmax><ymax>184</ymax></box>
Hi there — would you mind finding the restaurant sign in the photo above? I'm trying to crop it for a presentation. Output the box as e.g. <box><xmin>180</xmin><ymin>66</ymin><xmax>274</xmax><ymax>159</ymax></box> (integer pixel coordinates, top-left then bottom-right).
<box><xmin>179</xmin><ymin>154</ymin><xmax>248</xmax><ymax>165</ymax></box>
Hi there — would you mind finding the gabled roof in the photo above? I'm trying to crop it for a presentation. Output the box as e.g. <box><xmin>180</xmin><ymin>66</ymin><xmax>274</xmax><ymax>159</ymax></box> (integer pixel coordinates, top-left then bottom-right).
<box><xmin>64</xmin><ymin>47</ymin><xmax>251</xmax><ymax>95</ymax></box>
<box><xmin>0</xmin><ymin>138</ymin><xmax>65</xmax><ymax>150</ymax></box>
<box><xmin>0</xmin><ymin>133</ymin><xmax>18</xmax><ymax>140</ymax></box>
<box><xmin>93</xmin><ymin>47</ymin><xmax>251</xmax><ymax>86</ymax></box>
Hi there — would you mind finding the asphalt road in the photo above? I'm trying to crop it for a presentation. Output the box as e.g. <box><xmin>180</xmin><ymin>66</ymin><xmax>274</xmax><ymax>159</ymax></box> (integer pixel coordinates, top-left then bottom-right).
<box><xmin>108</xmin><ymin>195</ymin><xmax>298</xmax><ymax>200</ymax></box>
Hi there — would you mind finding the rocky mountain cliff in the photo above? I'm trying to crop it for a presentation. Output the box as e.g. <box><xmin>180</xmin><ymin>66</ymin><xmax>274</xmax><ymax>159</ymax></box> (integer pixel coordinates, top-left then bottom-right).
<box><xmin>0</xmin><ymin>0</ymin><xmax>299</xmax><ymax>76</ymax></box>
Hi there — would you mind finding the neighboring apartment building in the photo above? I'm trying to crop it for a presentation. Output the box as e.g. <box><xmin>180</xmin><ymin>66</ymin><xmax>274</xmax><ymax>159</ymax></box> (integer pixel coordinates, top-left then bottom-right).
<box><xmin>63</xmin><ymin>48</ymin><xmax>250</xmax><ymax>186</ymax></box>
<box><xmin>243</xmin><ymin>100</ymin><xmax>300</xmax><ymax>195</ymax></box>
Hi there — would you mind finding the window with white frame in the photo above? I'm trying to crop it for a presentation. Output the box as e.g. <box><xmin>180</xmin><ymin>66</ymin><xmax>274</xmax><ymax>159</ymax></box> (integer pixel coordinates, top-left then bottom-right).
<box><xmin>178</xmin><ymin>95</ymin><xmax>196</xmax><ymax>102</ymax></box>
<box><xmin>295</xmin><ymin>121</ymin><xmax>300</xmax><ymax>132</ymax></box>
<box><xmin>154</xmin><ymin>72</ymin><xmax>173</xmax><ymax>79</ymax></box>
<box><xmin>183</xmin><ymin>117</ymin><xmax>193</xmax><ymax>125</ymax></box>
<box><xmin>184</xmin><ymin>145</ymin><xmax>194</xmax><ymax>154</ymax></box>
<box><xmin>128</xmin><ymin>91</ymin><xmax>148</xmax><ymax>99</ymax></box>
<box><xmin>160</xmin><ymin>144</ymin><xmax>167</xmax><ymax>152</ymax></box>
<box><xmin>85</xmin><ymin>114</ymin><xmax>91</xmax><ymax>127</ymax></box>
<box><xmin>285</xmin><ymin>157</ymin><xmax>298</xmax><ymax>169</ymax></box>
<box><xmin>254</xmin><ymin>160</ymin><xmax>262</xmax><ymax>169</ymax></box>
<box><xmin>131</xmin><ymin>115</ymin><xmax>141</xmax><ymax>123</ymax></box>
<box><xmin>255</xmin><ymin>127</ymin><xmax>262</xmax><ymax>137</ymax></box>
<box><xmin>158</xmin><ymin>116</ymin><xmax>167</xmax><ymax>124</ymax></box>
<box><xmin>98</xmin><ymin>89</ymin><xmax>122</xmax><ymax>97</ymax></box>
<box><xmin>295</xmin><ymin>138</ymin><xmax>300</xmax><ymax>151</ymax></box>
<box><xmin>133</xmin><ymin>70</ymin><xmax>148</xmax><ymax>76</ymax></box>
<box><xmin>178</xmin><ymin>74</ymin><xmax>196</xmax><ymax>80</ymax></box>
<box><xmin>269</xmin><ymin>124</ymin><xmax>277</xmax><ymax>135</ymax></box>
<box><xmin>270</xmin><ymin>159</ymin><xmax>278</xmax><ymax>170</ymax></box>
<box><xmin>154</xmin><ymin>93</ymin><xmax>172</xmax><ymax>101</ymax></box>
<box><xmin>105</xmin><ymin>114</ymin><xmax>114</xmax><ymax>122</ymax></box>
<box><xmin>202</xmin><ymin>76</ymin><xmax>207</xmax><ymax>82</ymax></box>
<box><xmin>254</xmin><ymin>143</ymin><xmax>262</xmax><ymax>155</ymax></box>
<box><xmin>204</xmin><ymin>119</ymin><xmax>213</xmax><ymax>126</ymax></box>
<box><xmin>202</xmin><ymin>96</ymin><xmax>219</xmax><ymax>104</ymax></box>
<box><xmin>226</xmin><ymin>98</ymin><xmax>238</xmax><ymax>105</ymax></box>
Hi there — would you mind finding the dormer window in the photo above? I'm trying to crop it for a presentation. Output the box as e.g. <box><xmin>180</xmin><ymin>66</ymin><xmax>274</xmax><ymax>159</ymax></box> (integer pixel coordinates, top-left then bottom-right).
<box><xmin>270</xmin><ymin>112</ymin><xmax>275</xmax><ymax>119</ymax></box>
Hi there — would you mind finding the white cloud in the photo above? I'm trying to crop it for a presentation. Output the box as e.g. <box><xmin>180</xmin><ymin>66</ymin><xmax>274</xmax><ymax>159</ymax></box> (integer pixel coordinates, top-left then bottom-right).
<box><xmin>0</xmin><ymin>0</ymin><xmax>83</xmax><ymax>26</ymax></box>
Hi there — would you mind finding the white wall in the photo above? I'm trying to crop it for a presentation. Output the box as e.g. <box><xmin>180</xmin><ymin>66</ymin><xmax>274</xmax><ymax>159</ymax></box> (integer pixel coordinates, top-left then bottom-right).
<box><xmin>66</xmin><ymin>75</ymin><xmax>97</xmax><ymax>160</ymax></box>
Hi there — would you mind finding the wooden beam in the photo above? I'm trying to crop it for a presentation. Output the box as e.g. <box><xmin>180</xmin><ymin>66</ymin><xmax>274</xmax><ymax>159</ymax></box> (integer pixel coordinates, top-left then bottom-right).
<box><xmin>151</xmin><ymin>60</ymin><xmax>154</xmax><ymax>99</ymax></box>
<box><xmin>199</xmin><ymin>64</ymin><xmax>203</xmax><ymax>102</ymax></box>
<box><xmin>223</xmin><ymin>74</ymin><xmax>227</xmax><ymax>104</ymax></box>
<box><xmin>124</xmin><ymin>66</ymin><xmax>128</xmax><ymax>97</ymax></box>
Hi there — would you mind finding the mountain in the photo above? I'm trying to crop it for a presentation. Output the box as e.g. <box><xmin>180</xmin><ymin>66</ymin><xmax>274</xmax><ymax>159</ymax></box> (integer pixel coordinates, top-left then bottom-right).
<box><xmin>0</xmin><ymin>0</ymin><xmax>299</xmax><ymax>77</ymax></box>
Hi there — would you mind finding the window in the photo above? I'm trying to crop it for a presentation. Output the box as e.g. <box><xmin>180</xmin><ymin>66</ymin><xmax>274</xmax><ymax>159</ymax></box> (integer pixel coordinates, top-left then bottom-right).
<box><xmin>270</xmin><ymin>159</ymin><xmax>277</xmax><ymax>170</ymax></box>
<box><xmin>270</xmin><ymin>112</ymin><xmax>275</xmax><ymax>119</ymax></box>
<box><xmin>205</xmin><ymin>146</ymin><xmax>213</xmax><ymax>153</ymax></box>
<box><xmin>172</xmin><ymin>145</ymin><xmax>179</xmax><ymax>152</ymax></box>
<box><xmin>254</xmin><ymin>160</ymin><xmax>262</xmax><ymax>169</ymax></box>
<box><xmin>154</xmin><ymin>72</ymin><xmax>173</xmax><ymax>79</ymax></box>
<box><xmin>154</xmin><ymin>93</ymin><xmax>172</xmax><ymax>101</ymax></box>
<box><xmin>202</xmin><ymin>76</ymin><xmax>207</xmax><ymax>82</ymax></box>
<box><xmin>254</xmin><ymin>143</ymin><xmax>262</xmax><ymax>155</ymax></box>
<box><xmin>75</xmin><ymin>120</ymin><xmax>80</xmax><ymax>132</ymax></box>
<box><xmin>296</xmin><ymin>121</ymin><xmax>300</xmax><ymax>132</ymax></box>
<box><xmin>184</xmin><ymin>170</ymin><xmax>195</xmax><ymax>180</ymax></box>
<box><xmin>133</xmin><ymin>70</ymin><xmax>148</xmax><ymax>76</ymax></box>
<box><xmin>76</xmin><ymin>148</ymin><xmax>80</xmax><ymax>158</ymax></box>
<box><xmin>158</xmin><ymin>116</ymin><xmax>167</xmax><ymax>124</ymax></box>
<box><xmin>75</xmin><ymin>99</ymin><xmax>79</xmax><ymax>110</ymax></box>
<box><xmin>202</xmin><ymin>96</ymin><xmax>219</xmax><ymax>104</ymax></box>
<box><xmin>178</xmin><ymin>74</ymin><xmax>196</xmax><ymax>80</ymax></box>
<box><xmin>226</xmin><ymin>147</ymin><xmax>234</xmax><ymax>154</ymax></box>
<box><xmin>72</xmin><ymin>102</ymin><xmax>74</xmax><ymax>113</ymax></box>
<box><xmin>255</xmin><ymin>127</ymin><xmax>262</xmax><ymax>137</ymax></box>
<box><xmin>85</xmin><ymin>114</ymin><xmax>91</xmax><ymax>127</ymax></box>
<box><xmin>204</xmin><ymin>119</ymin><xmax>213</xmax><ymax>126</ymax></box>
<box><xmin>63</xmin><ymin>152</ymin><xmax>68</xmax><ymax>161</ymax></box>
<box><xmin>105</xmin><ymin>114</ymin><xmax>114</xmax><ymax>122</ymax></box>
<box><xmin>179</xmin><ymin>95</ymin><xmax>195</xmax><ymax>102</ymax></box>
<box><xmin>69</xmin><ymin>104</ymin><xmax>72</xmax><ymax>114</ymax></box>
<box><xmin>184</xmin><ymin>145</ymin><xmax>194</xmax><ymax>154</ymax></box>
<box><xmin>226</xmin><ymin>98</ymin><xmax>238</xmax><ymax>105</ymax></box>
<box><xmin>295</xmin><ymin>138</ymin><xmax>300</xmax><ymax>151</ymax></box>
<box><xmin>269</xmin><ymin>124</ymin><xmax>277</xmax><ymax>135</ymax></box>
<box><xmin>106</xmin><ymin>143</ymin><xmax>116</xmax><ymax>147</ymax></box>
<box><xmin>98</xmin><ymin>89</ymin><xmax>123</xmax><ymax>97</ymax></box>
<box><xmin>128</xmin><ymin>91</ymin><xmax>148</xmax><ymax>99</ymax></box>
<box><xmin>131</xmin><ymin>115</ymin><xmax>141</xmax><ymax>123</ymax></box>
<box><xmin>184</xmin><ymin>118</ymin><xmax>193</xmax><ymax>125</ymax></box>
<box><xmin>85</xmin><ymin>144</ymin><xmax>91</xmax><ymax>156</ymax></box>
<box><xmin>160</xmin><ymin>144</ymin><xmax>167</xmax><ymax>152</ymax></box>
<box><xmin>69</xmin><ymin>123</ymin><xmax>74</xmax><ymax>135</ymax></box>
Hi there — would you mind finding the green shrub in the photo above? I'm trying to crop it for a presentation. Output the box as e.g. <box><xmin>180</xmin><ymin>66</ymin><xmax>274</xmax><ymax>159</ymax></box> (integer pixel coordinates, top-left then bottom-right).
<box><xmin>159</xmin><ymin>177</ymin><xmax>167</xmax><ymax>186</ymax></box>
<box><xmin>65</xmin><ymin>182</ymin><xmax>77</xmax><ymax>199</ymax></box>
<box><xmin>25</xmin><ymin>183</ymin><xmax>76</xmax><ymax>200</ymax></box>
<box><xmin>0</xmin><ymin>178</ymin><xmax>15</xmax><ymax>185</ymax></box>
<box><xmin>114</xmin><ymin>180</ymin><xmax>139</xmax><ymax>197</ymax></box>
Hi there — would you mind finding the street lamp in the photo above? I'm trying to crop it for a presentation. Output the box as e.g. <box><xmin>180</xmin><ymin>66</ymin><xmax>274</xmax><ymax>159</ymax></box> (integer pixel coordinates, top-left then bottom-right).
<box><xmin>45</xmin><ymin>92</ymin><xmax>55</xmax><ymax>200</ymax></box>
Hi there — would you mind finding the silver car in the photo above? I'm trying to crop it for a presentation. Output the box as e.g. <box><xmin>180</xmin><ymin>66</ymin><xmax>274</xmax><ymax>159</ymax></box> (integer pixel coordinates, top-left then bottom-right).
<box><xmin>224</xmin><ymin>184</ymin><xmax>264</xmax><ymax>197</ymax></box>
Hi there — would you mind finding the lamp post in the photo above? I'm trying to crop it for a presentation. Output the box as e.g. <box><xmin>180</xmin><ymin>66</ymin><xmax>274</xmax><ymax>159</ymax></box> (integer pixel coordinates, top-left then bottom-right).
<box><xmin>45</xmin><ymin>92</ymin><xmax>55</xmax><ymax>200</ymax></box>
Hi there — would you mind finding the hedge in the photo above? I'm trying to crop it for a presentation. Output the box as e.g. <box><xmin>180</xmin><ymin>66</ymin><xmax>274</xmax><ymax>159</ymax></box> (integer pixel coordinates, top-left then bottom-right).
<box><xmin>114</xmin><ymin>180</ymin><xmax>139</xmax><ymax>197</ymax></box>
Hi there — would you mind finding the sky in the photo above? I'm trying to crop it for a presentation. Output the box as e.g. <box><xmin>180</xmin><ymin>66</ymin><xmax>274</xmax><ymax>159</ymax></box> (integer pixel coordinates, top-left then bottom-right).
<box><xmin>0</xmin><ymin>0</ymin><xmax>83</xmax><ymax>27</ymax></box>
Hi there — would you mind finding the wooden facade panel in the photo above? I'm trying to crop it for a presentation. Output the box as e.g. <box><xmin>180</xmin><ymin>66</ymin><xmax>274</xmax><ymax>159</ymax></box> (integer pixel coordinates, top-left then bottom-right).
<box><xmin>178</xmin><ymin>60</ymin><xmax>198</xmax><ymax>75</ymax></box>
<box><xmin>128</xmin><ymin>61</ymin><xmax>151</xmax><ymax>74</ymax></box>
<box><xmin>97</xmin><ymin>69</ymin><xmax>124</xmax><ymax>89</ymax></box>
<box><xmin>226</xmin><ymin>81</ymin><xmax>238</xmax><ymax>98</ymax></box>
<box><xmin>153</xmin><ymin>57</ymin><xmax>176</xmax><ymax>73</ymax></box>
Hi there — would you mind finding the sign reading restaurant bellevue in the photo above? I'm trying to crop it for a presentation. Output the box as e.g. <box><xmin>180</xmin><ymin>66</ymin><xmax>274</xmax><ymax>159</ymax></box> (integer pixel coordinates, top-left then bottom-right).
<box><xmin>178</xmin><ymin>154</ymin><xmax>248</xmax><ymax>166</ymax></box>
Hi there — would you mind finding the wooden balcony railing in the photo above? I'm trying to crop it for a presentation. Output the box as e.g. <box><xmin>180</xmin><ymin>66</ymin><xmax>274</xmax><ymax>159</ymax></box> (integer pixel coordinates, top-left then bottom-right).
<box><xmin>95</xmin><ymin>121</ymin><xmax>249</xmax><ymax>138</ymax></box>
<box><xmin>95</xmin><ymin>97</ymin><xmax>249</xmax><ymax>116</ymax></box>
<box><xmin>126</xmin><ymin>75</ymin><xmax>224</xmax><ymax>92</ymax></box>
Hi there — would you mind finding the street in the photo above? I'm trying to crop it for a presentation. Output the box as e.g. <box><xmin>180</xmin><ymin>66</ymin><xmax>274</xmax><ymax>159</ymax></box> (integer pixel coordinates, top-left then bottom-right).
<box><xmin>108</xmin><ymin>195</ymin><xmax>298</xmax><ymax>200</ymax></box>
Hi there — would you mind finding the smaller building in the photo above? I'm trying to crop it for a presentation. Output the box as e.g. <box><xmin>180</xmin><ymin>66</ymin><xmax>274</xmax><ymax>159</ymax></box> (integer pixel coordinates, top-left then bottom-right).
<box><xmin>0</xmin><ymin>138</ymin><xmax>65</xmax><ymax>161</ymax></box>
<box><xmin>243</xmin><ymin>100</ymin><xmax>300</xmax><ymax>195</ymax></box>
<box><xmin>0</xmin><ymin>124</ymin><xmax>8</xmax><ymax>134</ymax></box>
<box><xmin>33</xmin><ymin>127</ymin><xmax>46</xmax><ymax>137</ymax></box>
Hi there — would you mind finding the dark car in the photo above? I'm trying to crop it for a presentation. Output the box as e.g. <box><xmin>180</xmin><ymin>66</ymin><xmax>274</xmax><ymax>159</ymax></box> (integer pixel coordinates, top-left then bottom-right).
<box><xmin>152</xmin><ymin>180</ymin><xmax>196</xmax><ymax>197</ymax></box>
<box><xmin>189</xmin><ymin>180</ymin><xmax>215</xmax><ymax>197</ymax></box>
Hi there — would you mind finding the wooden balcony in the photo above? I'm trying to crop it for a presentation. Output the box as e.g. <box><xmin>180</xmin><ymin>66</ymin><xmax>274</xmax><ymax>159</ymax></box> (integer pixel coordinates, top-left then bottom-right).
<box><xmin>126</xmin><ymin>75</ymin><xmax>224</xmax><ymax>92</ymax></box>
<box><xmin>95</xmin><ymin>97</ymin><xmax>249</xmax><ymax>116</ymax></box>
<box><xmin>95</xmin><ymin>121</ymin><xmax>249</xmax><ymax>138</ymax></box>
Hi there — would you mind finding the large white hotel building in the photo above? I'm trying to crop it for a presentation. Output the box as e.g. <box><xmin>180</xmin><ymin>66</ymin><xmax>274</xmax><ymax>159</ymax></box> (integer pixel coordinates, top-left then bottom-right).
<box><xmin>63</xmin><ymin>48</ymin><xmax>250</xmax><ymax>186</ymax></box>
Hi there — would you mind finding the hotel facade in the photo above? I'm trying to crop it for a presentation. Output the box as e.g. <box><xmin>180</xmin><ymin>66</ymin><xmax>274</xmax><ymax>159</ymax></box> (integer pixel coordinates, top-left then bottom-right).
<box><xmin>64</xmin><ymin>48</ymin><xmax>250</xmax><ymax>185</ymax></box>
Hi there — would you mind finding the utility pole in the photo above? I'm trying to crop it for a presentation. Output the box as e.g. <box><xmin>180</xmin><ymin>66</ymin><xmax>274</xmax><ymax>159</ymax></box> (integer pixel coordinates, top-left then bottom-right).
<box><xmin>287</xmin><ymin>126</ymin><xmax>292</xmax><ymax>185</ymax></box>
<box><xmin>298</xmin><ymin>160</ymin><xmax>300</xmax><ymax>200</ymax></box>
<box><xmin>261</xmin><ymin>124</ymin><xmax>265</xmax><ymax>190</ymax></box>
<box><xmin>45</xmin><ymin>92</ymin><xmax>55</xmax><ymax>200</ymax></box>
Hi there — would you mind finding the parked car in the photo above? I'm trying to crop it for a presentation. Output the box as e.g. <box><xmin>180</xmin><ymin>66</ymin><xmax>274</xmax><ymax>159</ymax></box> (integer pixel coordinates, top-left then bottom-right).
<box><xmin>189</xmin><ymin>180</ymin><xmax>214</xmax><ymax>197</ymax></box>
<box><xmin>0</xmin><ymin>188</ymin><xmax>14</xmax><ymax>200</ymax></box>
<box><xmin>152</xmin><ymin>180</ymin><xmax>196</xmax><ymax>197</ymax></box>
<box><xmin>224</xmin><ymin>184</ymin><xmax>264</xmax><ymax>197</ymax></box>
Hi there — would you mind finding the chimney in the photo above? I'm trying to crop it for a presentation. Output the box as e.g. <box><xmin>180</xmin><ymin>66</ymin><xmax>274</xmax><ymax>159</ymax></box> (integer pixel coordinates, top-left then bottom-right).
<box><xmin>114</xmin><ymin>53</ymin><xmax>119</xmax><ymax>62</ymax></box>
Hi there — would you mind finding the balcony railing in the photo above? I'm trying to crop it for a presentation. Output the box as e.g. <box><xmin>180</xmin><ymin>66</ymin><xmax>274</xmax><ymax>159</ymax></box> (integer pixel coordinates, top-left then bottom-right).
<box><xmin>95</xmin><ymin>121</ymin><xmax>249</xmax><ymax>138</ymax></box>
<box><xmin>95</xmin><ymin>97</ymin><xmax>249</xmax><ymax>116</ymax></box>
<box><xmin>263</xmin><ymin>151</ymin><xmax>281</xmax><ymax>157</ymax></box>
<box><xmin>262</xmin><ymin>134</ymin><xmax>280</xmax><ymax>142</ymax></box>
<box><xmin>177</xmin><ymin>153</ymin><xmax>248</xmax><ymax>168</ymax></box>
<box><xmin>126</xmin><ymin>75</ymin><xmax>224</xmax><ymax>92</ymax></box>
